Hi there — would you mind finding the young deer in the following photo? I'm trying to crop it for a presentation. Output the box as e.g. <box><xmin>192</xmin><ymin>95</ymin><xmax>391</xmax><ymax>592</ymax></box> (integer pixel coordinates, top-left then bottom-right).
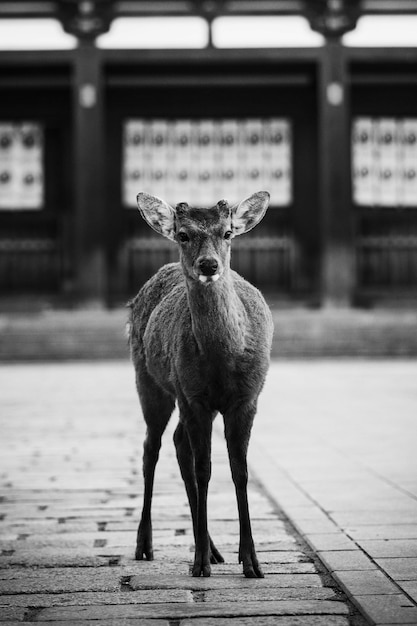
<box><xmin>128</xmin><ymin>191</ymin><xmax>273</xmax><ymax>578</ymax></box>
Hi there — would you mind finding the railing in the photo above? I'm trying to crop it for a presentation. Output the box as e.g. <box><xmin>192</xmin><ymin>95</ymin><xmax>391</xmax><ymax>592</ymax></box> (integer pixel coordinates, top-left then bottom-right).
<box><xmin>357</xmin><ymin>235</ymin><xmax>417</xmax><ymax>287</ymax></box>
<box><xmin>0</xmin><ymin>238</ymin><xmax>61</xmax><ymax>292</ymax></box>
<box><xmin>127</xmin><ymin>235</ymin><xmax>294</xmax><ymax>291</ymax></box>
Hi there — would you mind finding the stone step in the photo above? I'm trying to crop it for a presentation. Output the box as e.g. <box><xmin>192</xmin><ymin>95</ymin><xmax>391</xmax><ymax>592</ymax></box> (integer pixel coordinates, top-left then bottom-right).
<box><xmin>1</xmin><ymin>306</ymin><xmax>417</xmax><ymax>360</ymax></box>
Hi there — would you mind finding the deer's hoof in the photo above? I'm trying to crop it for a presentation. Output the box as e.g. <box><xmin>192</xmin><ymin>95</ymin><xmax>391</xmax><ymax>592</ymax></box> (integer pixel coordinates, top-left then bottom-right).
<box><xmin>240</xmin><ymin>547</ymin><xmax>264</xmax><ymax>578</ymax></box>
<box><xmin>192</xmin><ymin>564</ymin><xmax>211</xmax><ymax>577</ymax></box>
<box><xmin>135</xmin><ymin>532</ymin><xmax>154</xmax><ymax>561</ymax></box>
<box><xmin>192</xmin><ymin>553</ymin><xmax>211</xmax><ymax>577</ymax></box>
<box><xmin>243</xmin><ymin>562</ymin><xmax>264</xmax><ymax>578</ymax></box>
<box><xmin>135</xmin><ymin>548</ymin><xmax>154</xmax><ymax>561</ymax></box>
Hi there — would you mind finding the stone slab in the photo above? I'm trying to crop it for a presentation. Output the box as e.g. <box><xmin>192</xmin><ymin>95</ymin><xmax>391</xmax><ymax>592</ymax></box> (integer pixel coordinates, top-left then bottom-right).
<box><xmin>0</xmin><ymin>550</ymin><xmax>113</xmax><ymax>569</ymax></box>
<box><xmin>181</xmin><ymin>618</ymin><xmax>350</xmax><ymax>626</ymax></box>
<box><xmin>0</xmin><ymin>607</ymin><xmax>27</xmax><ymax>622</ymax></box>
<box><xmin>357</xmin><ymin>539</ymin><xmax>417</xmax><ymax>558</ymax></box>
<box><xmin>0</xmin><ymin>569</ymin><xmax>121</xmax><ymax>594</ymax></box>
<box><xmin>332</xmin><ymin>570</ymin><xmax>402</xmax><ymax>597</ymax></box>
<box><xmin>374</xmin><ymin>557</ymin><xmax>417</xmax><ymax>581</ymax></box>
<box><xmin>353</xmin><ymin>594</ymin><xmax>417</xmax><ymax>624</ymax></box>
<box><xmin>317</xmin><ymin>550</ymin><xmax>377</xmax><ymax>573</ymax></box>
<box><xmin>34</xmin><ymin>600</ymin><xmax>349</xmax><ymax>621</ymax></box>
<box><xmin>0</xmin><ymin>589</ymin><xmax>192</xmax><ymax>607</ymax></box>
<box><xmin>345</xmin><ymin>525</ymin><xmax>417</xmax><ymax>541</ymax></box>
<box><xmin>331</xmin><ymin>511</ymin><xmax>417</xmax><ymax>527</ymax></box>
<box><xmin>1</xmin><ymin>622</ymin><xmax>168</xmax><ymax>626</ymax></box>
<box><xmin>202</xmin><ymin>587</ymin><xmax>337</xmax><ymax>602</ymax></box>
<box><xmin>127</xmin><ymin>573</ymin><xmax>326</xmax><ymax>591</ymax></box>
<box><xmin>290</xmin><ymin>519</ymin><xmax>341</xmax><ymax>537</ymax></box>
<box><xmin>400</xmin><ymin>581</ymin><xmax>417</xmax><ymax>602</ymax></box>
<box><xmin>303</xmin><ymin>533</ymin><xmax>358</xmax><ymax>552</ymax></box>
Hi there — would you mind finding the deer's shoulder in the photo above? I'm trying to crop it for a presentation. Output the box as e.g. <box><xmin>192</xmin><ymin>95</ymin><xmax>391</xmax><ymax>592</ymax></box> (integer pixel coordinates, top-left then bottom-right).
<box><xmin>128</xmin><ymin>263</ymin><xmax>187</xmax><ymax>340</ymax></box>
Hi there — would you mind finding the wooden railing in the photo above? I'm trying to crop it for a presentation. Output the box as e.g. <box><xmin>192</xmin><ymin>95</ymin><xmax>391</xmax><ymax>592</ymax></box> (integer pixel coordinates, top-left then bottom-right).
<box><xmin>0</xmin><ymin>238</ymin><xmax>61</xmax><ymax>292</ymax></box>
<box><xmin>127</xmin><ymin>235</ymin><xmax>295</xmax><ymax>292</ymax></box>
<box><xmin>356</xmin><ymin>235</ymin><xmax>417</xmax><ymax>286</ymax></box>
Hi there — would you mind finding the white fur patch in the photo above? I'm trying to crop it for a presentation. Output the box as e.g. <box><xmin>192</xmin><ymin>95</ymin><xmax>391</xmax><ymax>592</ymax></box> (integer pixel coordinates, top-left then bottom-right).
<box><xmin>198</xmin><ymin>274</ymin><xmax>220</xmax><ymax>284</ymax></box>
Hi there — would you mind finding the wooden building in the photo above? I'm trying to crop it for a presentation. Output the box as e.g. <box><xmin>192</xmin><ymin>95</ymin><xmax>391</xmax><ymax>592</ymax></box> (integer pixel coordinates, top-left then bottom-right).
<box><xmin>1</xmin><ymin>0</ymin><xmax>417</xmax><ymax>307</ymax></box>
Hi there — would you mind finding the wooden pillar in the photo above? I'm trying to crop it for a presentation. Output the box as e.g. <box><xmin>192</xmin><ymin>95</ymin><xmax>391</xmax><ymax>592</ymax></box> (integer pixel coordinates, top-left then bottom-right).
<box><xmin>72</xmin><ymin>40</ymin><xmax>106</xmax><ymax>304</ymax></box>
<box><xmin>318</xmin><ymin>40</ymin><xmax>355</xmax><ymax>307</ymax></box>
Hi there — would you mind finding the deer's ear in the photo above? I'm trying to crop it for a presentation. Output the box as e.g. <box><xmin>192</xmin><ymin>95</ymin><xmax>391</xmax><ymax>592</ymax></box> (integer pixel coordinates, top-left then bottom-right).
<box><xmin>231</xmin><ymin>191</ymin><xmax>270</xmax><ymax>236</ymax></box>
<box><xmin>137</xmin><ymin>193</ymin><xmax>176</xmax><ymax>241</ymax></box>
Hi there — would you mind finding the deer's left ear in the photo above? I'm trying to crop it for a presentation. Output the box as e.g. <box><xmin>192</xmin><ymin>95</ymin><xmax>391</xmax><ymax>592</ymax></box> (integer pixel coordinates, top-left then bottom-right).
<box><xmin>137</xmin><ymin>192</ymin><xmax>176</xmax><ymax>241</ymax></box>
<box><xmin>231</xmin><ymin>191</ymin><xmax>270</xmax><ymax>236</ymax></box>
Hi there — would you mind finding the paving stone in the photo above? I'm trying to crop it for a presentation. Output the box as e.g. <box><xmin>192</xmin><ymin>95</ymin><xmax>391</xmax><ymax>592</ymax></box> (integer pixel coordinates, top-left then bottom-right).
<box><xmin>333</xmin><ymin>570</ymin><xmax>402</xmax><ymax>597</ymax></box>
<box><xmin>127</xmin><ymin>573</ymin><xmax>326</xmax><ymax>591</ymax></box>
<box><xmin>353</xmin><ymin>593</ymin><xmax>417</xmax><ymax>624</ymax></box>
<box><xmin>345</xmin><ymin>524</ymin><xmax>417</xmax><ymax>541</ymax></box>
<box><xmin>202</xmin><ymin>587</ymin><xmax>338</xmax><ymax>602</ymax></box>
<box><xmin>5</xmin><ymin>622</ymin><xmax>169</xmax><ymax>626</ymax></box>
<box><xmin>0</xmin><ymin>550</ymin><xmax>114</xmax><ymax>569</ymax></box>
<box><xmin>181</xmin><ymin>618</ymin><xmax>350</xmax><ymax>626</ymax></box>
<box><xmin>0</xmin><ymin>568</ymin><xmax>121</xmax><ymax>594</ymax></box>
<box><xmin>358</xmin><ymin>539</ymin><xmax>417</xmax><ymax>558</ymax></box>
<box><xmin>0</xmin><ymin>606</ymin><xmax>27</xmax><ymax>621</ymax></box>
<box><xmin>400</xmin><ymin>581</ymin><xmax>417</xmax><ymax>602</ymax></box>
<box><xmin>245</xmin><ymin>551</ymin><xmax>308</xmax><ymax>564</ymax></box>
<box><xmin>291</xmin><ymin>519</ymin><xmax>341</xmax><ymax>537</ymax></box>
<box><xmin>34</xmin><ymin>600</ymin><xmax>349</xmax><ymax>621</ymax></box>
<box><xmin>332</xmin><ymin>510</ymin><xmax>417</xmax><ymax>527</ymax></box>
<box><xmin>0</xmin><ymin>589</ymin><xmax>192</xmax><ymax>607</ymax></box>
<box><xmin>1</xmin><ymin>534</ymin><xmax>99</xmax><ymax>550</ymax></box>
<box><xmin>374</xmin><ymin>557</ymin><xmax>417</xmax><ymax>581</ymax></box>
<box><xmin>250</xmin><ymin>541</ymin><xmax>299</xmax><ymax>552</ymax></box>
<box><xmin>1</xmin><ymin>521</ymin><xmax>103</xmax><ymax>534</ymax></box>
<box><xmin>278</xmin><ymin>506</ymin><xmax>329</xmax><ymax>522</ymax></box>
<box><xmin>303</xmin><ymin>533</ymin><xmax>358</xmax><ymax>552</ymax></box>
<box><xmin>199</xmin><ymin>563</ymin><xmax>318</xmax><ymax>576</ymax></box>
<box><xmin>318</xmin><ymin>550</ymin><xmax>377</xmax><ymax>573</ymax></box>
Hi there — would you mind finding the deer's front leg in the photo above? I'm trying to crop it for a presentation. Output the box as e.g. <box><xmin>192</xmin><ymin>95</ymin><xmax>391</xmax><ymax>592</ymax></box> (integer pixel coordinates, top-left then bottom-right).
<box><xmin>184</xmin><ymin>413</ymin><xmax>213</xmax><ymax>577</ymax></box>
<box><xmin>225</xmin><ymin>403</ymin><xmax>264</xmax><ymax>578</ymax></box>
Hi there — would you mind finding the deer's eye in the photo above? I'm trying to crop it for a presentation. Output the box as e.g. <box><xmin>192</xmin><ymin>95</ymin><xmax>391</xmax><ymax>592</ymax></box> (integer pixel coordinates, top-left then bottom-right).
<box><xmin>224</xmin><ymin>231</ymin><xmax>233</xmax><ymax>240</ymax></box>
<box><xmin>178</xmin><ymin>231</ymin><xmax>190</xmax><ymax>243</ymax></box>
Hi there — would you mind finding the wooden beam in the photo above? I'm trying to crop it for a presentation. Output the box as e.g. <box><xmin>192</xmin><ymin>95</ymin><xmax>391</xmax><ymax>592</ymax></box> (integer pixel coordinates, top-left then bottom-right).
<box><xmin>3</xmin><ymin>0</ymin><xmax>417</xmax><ymax>21</ymax></box>
<box><xmin>72</xmin><ymin>41</ymin><xmax>106</xmax><ymax>304</ymax></box>
<box><xmin>362</xmin><ymin>0</ymin><xmax>417</xmax><ymax>13</ymax></box>
<box><xmin>318</xmin><ymin>41</ymin><xmax>355</xmax><ymax>307</ymax></box>
<box><xmin>0</xmin><ymin>2</ymin><xmax>57</xmax><ymax>18</ymax></box>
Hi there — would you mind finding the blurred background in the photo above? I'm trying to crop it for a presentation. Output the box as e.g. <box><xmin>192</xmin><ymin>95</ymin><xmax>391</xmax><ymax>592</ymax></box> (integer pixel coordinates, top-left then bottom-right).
<box><xmin>1</xmin><ymin>0</ymin><xmax>417</xmax><ymax>359</ymax></box>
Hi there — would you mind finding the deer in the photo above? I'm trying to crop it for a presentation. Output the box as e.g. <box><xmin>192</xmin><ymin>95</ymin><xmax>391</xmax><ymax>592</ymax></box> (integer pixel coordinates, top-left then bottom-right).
<box><xmin>128</xmin><ymin>190</ymin><xmax>273</xmax><ymax>578</ymax></box>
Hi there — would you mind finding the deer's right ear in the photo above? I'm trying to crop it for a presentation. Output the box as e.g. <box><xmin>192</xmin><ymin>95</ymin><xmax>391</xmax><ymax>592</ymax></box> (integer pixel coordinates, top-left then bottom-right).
<box><xmin>137</xmin><ymin>193</ymin><xmax>176</xmax><ymax>241</ymax></box>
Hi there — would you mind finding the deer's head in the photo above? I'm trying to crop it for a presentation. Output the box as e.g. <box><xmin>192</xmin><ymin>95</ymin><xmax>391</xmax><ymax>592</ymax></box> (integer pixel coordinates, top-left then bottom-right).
<box><xmin>137</xmin><ymin>191</ymin><xmax>270</xmax><ymax>285</ymax></box>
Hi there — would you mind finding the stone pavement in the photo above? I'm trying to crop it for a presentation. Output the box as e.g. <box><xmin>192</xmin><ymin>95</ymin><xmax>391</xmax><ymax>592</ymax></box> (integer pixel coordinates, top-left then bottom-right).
<box><xmin>0</xmin><ymin>361</ymin><xmax>415</xmax><ymax>625</ymax></box>
<box><xmin>0</xmin><ymin>362</ymin><xmax>359</xmax><ymax>625</ymax></box>
<box><xmin>251</xmin><ymin>361</ymin><xmax>417</xmax><ymax>626</ymax></box>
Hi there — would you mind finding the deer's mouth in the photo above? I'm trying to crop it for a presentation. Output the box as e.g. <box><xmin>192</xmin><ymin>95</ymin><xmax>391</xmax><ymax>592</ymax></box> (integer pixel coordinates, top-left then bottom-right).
<box><xmin>198</xmin><ymin>273</ymin><xmax>220</xmax><ymax>285</ymax></box>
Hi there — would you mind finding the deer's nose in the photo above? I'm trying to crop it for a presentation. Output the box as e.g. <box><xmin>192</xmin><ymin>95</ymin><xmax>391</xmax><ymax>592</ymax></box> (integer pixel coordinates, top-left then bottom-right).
<box><xmin>198</xmin><ymin>257</ymin><xmax>219</xmax><ymax>276</ymax></box>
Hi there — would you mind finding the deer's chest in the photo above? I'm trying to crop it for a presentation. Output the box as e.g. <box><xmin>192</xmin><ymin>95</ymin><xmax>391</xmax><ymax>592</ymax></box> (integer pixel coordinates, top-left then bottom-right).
<box><xmin>176</xmin><ymin>337</ymin><xmax>256</xmax><ymax>413</ymax></box>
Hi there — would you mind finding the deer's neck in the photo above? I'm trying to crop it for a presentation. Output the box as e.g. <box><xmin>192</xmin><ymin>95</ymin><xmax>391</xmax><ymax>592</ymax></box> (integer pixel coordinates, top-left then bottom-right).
<box><xmin>186</xmin><ymin>271</ymin><xmax>248</xmax><ymax>357</ymax></box>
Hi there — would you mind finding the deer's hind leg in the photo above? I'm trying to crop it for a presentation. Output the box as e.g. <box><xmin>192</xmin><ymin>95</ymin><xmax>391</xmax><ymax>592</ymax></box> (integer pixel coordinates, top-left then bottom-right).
<box><xmin>174</xmin><ymin>422</ymin><xmax>224</xmax><ymax>568</ymax></box>
<box><xmin>135</xmin><ymin>368</ymin><xmax>175</xmax><ymax>561</ymax></box>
